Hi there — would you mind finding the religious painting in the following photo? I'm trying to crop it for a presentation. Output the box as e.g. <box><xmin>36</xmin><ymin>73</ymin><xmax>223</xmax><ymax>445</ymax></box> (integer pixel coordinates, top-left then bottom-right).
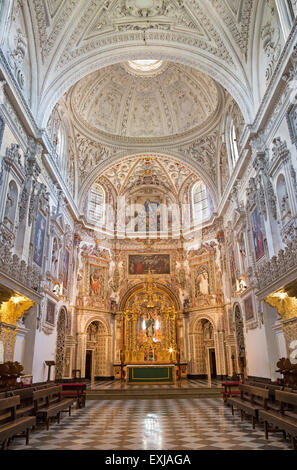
<box><xmin>250</xmin><ymin>207</ymin><xmax>265</xmax><ymax>261</ymax></box>
<box><xmin>228</xmin><ymin>247</ymin><xmax>236</xmax><ymax>287</ymax></box>
<box><xmin>46</xmin><ymin>299</ymin><xmax>56</xmax><ymax>325</ymax></box>
<box><xmin>63</xmin><ymin>250</ymin><xmax>70</xmax><ymax>289</ymax></box>
<box><xmin>33</xmin><ymin>211</ymin><xmax>46</xmax><ymax>267</ymax></box>
<box><xmin>244</xmin><ymin>296</ymin><xmax>254</xmax><ymax>322</ymax></box>
<box><xmin>128</xmin><ymin>254</ymin><xmax>170</xmax><ymax>275</ymax></box>
<box><xmin>194</xmin><ymin>265</ymin><xmax>210</xmax><ymax>297</ymax></box>
<box><xmin>89</xmin><ymin>265</ymin><xmax>106</xmax><ymax>298</ymax></box>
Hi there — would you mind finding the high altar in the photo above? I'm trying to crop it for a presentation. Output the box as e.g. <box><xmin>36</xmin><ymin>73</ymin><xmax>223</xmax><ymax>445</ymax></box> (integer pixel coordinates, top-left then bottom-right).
<box><xmin>122</xmin><ymin>274</ymin><xmax>178</xmax><ymax>383</ymax></box>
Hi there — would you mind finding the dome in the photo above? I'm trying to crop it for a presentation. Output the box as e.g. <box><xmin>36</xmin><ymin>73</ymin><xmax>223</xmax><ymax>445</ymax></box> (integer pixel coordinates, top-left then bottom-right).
<box><xmin>69</xmin><ymin>62</ymin><xmax>220</xmax><ymax>140</ymax></box>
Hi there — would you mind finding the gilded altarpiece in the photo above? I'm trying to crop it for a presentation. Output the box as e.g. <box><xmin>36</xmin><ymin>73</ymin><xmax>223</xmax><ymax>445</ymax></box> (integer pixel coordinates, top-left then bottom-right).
<box><xmin>122</xmin><ymin>278</ymin><xmax>178</xmax><ymax>365</ymax></box>
<box><xmin>0</xmin><ymin>296</ymin><xmax>35</xmax><ymax>362</ymax></box>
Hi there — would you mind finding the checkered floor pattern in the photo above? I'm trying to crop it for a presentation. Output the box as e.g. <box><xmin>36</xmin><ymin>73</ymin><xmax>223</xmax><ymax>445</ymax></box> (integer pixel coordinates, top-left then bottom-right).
<box><xmin>89</xmin><ymin>378</ymin><xmax>222</xmax><ymax>390</ymax></box>
<box><xmin>8</xmin><ymin>398</ymin><xmax>291</xmax><ymax>450</ymax></box>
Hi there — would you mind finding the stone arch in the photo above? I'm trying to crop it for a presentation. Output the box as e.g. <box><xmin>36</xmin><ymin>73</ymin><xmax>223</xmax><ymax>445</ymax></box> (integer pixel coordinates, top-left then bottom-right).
<box><xmin>55</xmin><ymin>307</ymin><xmax>67</xmax><ymax>380</ymax></box>
<box><xmin>189</xmin><ymin>313</ymin><xmax>218</xmax><ymax>377</ymax></box>
<box><xmin>85</xmin><ymin>317</ymin><xmax>112</xmax><ymax>379</ymax></box>
<box><xmin>84</xmin><ymin>315</ymin><xmax>111</xmax><ymax>336</ymax></box>
<box><xmin>233</xmin><ymin>303</ymin><xmax>246</xmax><ymax>356</ymax></box>
<box><xmin>233</xmin><ymin>303</ymin><xmax>246</xmax><ymax>377</ymax></box>
<box><xmin>189</xmin><ymin>313</ymin><xmax>217</xmax><ymax>334</ymax></box>
<box><xmin>38</xmin><ymin>43</ymin><xmax>253</xmax><ymax>129</ymax></box>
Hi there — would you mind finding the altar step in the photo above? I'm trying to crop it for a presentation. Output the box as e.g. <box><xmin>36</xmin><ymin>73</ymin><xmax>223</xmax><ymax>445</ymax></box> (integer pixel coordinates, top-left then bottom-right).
<box><xmin>87</xmin><ymin>387</ymin><xmax>223</xmax><ymax>400</ymax></box>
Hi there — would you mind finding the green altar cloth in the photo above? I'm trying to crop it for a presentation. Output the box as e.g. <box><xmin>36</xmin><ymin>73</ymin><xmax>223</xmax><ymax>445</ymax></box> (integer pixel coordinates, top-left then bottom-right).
<box><xmin>127</xmin><ymin>365</ymin><xmax>175</xmax><ymax>384</ymax></box>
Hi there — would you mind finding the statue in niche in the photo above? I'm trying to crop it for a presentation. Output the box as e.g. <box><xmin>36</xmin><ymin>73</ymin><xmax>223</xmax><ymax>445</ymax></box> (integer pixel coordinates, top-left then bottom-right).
<box><xmin>88</xmin><ymin>322</ymin><xmax>99</xmax><ymax>341</ymax></box>
<box><xmin>195</xmin><ymin>266</ymin><xmax>210</xmax><ymax>297</ymax></box>
<box><xmin>203</xmin><ymin>322</ymin><xmax>213</xmax><ymax>340</ymax></box>
<box><xmin>281</xmin><ymin>195</ymin><xmax>291</xmax><ymax>222</ymax></box>
<box><xmin>144</xmin><ymin>313</ymin><xmax>155</xmax><ymax>339</ymax></box>
<box><xmin>4</xmin><ymin>192</ymin><xmax>14</xmax><ymax>224</ymax></box>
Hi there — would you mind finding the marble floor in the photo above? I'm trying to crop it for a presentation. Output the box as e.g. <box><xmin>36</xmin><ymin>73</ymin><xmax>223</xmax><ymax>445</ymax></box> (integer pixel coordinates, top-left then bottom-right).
<box><xmin>8</xmin><ymin>398</ymin><xmax>291</xmax><ymax>451</ymax></box>
<box><xmin>89</xmin><ymin>378</ymin><xmax>223</xmax><ymax>390</ymax></box>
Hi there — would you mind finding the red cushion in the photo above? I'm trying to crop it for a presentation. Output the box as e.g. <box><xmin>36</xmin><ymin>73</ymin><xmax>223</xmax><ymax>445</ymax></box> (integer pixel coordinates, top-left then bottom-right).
<box><xmin>60</xmin><ymin>383</ymin><xmax>86</xmax><ymax>387</ymax></box>
<box><xmin>222</xmin><ymin>382</ymin><xmax>241</xmax><ymax>386</ymax></box>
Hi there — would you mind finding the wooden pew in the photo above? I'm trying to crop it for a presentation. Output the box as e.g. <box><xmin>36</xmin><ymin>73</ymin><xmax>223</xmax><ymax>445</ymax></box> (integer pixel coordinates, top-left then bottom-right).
<box><xmin>227</xmin><ymin>384</ymin><xmax>269</xmax><ymax>428</ymax></box>
<box><xmin>33</xmin><ymin>386</ymin><xmax>74</xmax><ymax>430</ymax></box>
<box><xmin>259</xmin><ymin>390</ymin><xmax>297</xmax><ymax>450</ymax></box>
<box><xmin>0</xmin><ymin>396</ymin><xmax>36</xmax><ymax>450</ymax></box>
<box><xmin>60</xmin><ymin>383</ymin><xmax>87</xmax><ymax>409</ymax></box>
<box><xmin>221</xmin><ymin>382</ymin><xmax>241</xmax><ymax>403</ymax></box>
<box><xmin>10</xmin><ymin>388</ymin><xmax>35</xmax><ymax>419</ymax></box>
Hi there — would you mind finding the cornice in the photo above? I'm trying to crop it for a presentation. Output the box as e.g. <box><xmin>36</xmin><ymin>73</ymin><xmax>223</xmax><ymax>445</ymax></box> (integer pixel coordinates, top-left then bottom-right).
<box><xmin>0</xmin><ymin>49</ymin><xmax>40</xmax><ymax>140</ymax></box>
<box><xmin>248</xmin><ymin>19</ymin><xmax>297</xmax><ymax>137</ymax></box>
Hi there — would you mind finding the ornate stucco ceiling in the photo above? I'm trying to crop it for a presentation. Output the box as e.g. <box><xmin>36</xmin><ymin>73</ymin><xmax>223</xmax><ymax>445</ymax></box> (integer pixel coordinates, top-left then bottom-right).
<box><xmin>68</xmin><ymin>62</ymin><xmax>220</xmax><ymax>139</ymax></box>
<box><xmin>98</xmin><ymin>154</ymin><xmax>195</xmax><ymax>196</ymax></box>
<box><xmin>13</xmin><ymin>0</ymin><xmax>257</xmax><ymax>125</ymax></box>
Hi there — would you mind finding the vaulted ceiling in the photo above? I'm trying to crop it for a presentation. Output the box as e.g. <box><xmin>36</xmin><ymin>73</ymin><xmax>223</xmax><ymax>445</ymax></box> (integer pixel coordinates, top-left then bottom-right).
<box><xmin>98</xmin><ymin>154</ymin><xmax>195</xmax><ymax>196</ymax></box>
<box><xmin>19</xmin><ymin>0</ymin><xmax>260</xmax><ymax>125</ymax></box>
<box><xmin>1</xmin><ymin>0</ymin><xmax>282</xmax><ymax>210</ymax></box>
<box><xmin>68</xmin><ymin>62</ymin><xmax>221</xmax><ymax>139</ymax></box>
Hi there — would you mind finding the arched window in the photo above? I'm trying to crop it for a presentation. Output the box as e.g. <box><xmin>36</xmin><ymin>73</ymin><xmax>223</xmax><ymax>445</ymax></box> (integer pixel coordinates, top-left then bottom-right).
<box><xmin>192</xmin><ymin>181</ymin><xmax>212</xmax><ymax>223</ymax></box>
<box><xmin>88</xmin><ymin>183</ymin><xmax>105</xmax><ymax>225</ymax></box>
<box><xmin>56</xmin><ymin>125</ymin><xmax>65</xmax><ymax>162</ymax></box>
<box><xmin>230</xmin><ymin>122</ymin><xmax>239</xmax><ymax>167</ymax></box>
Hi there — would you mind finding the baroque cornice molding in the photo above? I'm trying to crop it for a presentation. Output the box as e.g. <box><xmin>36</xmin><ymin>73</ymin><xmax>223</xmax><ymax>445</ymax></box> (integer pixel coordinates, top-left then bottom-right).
<box><xmin>249</xmin><ymin>19</ymin><xmax>297</xmax><ymax>136</ymax></box>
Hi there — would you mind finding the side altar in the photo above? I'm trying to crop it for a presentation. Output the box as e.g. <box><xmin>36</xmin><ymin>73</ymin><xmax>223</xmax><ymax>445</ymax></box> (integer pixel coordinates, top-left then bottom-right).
<box><xmin>120</xmin><ymin>274</ymin><xmax>180</xmax><ymax>383</ymax></box>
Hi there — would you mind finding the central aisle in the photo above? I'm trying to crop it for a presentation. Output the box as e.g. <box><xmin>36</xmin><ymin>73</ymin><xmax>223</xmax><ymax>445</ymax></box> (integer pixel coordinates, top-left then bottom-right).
<box><xmin>9</xmin><ymin>398</ymin><xmax>290</xmax><ymax>450</ymax></box>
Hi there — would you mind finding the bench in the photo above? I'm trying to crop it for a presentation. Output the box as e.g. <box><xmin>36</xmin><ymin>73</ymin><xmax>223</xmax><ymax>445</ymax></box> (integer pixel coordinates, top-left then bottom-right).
<box><xmin>60</xmin><ymin>383</ymin><xmax>87</xmax><ymax>409</ymax></box>
<box><xmin>33</xmin><ymin>386</ymin><xmax>74</xmax><ymax>430</ymax></box>
<box><xmin>259</xmin><ymin>390</ymin><xmax>297</xmax><ymax>450</ymax></box>
<box><xmin>0</xmin><ymin>396</ymin><xmax>36</xmax><ymax>450</ymax></box>
<box><xmin>221</xmin><ymin>382</ymin><xmax>241</xmax><ymax>403</ymax></box>
<box><xmin>227</xmin><ymin>384</ymin><xmax>269</xmax><ymax>428</ymax></box>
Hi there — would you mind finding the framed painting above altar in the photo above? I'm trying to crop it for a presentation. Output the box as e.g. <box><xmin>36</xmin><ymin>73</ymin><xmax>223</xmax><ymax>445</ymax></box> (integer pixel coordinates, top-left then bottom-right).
<box><xmin>128</xmin><ymin>254</ymin><xmax>170</xmax><ymax>275</ymax></box>
<box><xmin>89</xmin><ymin>264</ymin><xmax>106</xmax><ymax>298</ymax></box>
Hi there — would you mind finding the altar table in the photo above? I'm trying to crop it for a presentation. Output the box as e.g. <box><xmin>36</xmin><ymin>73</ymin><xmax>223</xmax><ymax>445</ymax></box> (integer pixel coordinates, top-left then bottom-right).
<box><xmin>126</xmin><ymin>364</ymin><xmax>176</xmax><ymax>384</ymax></box>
